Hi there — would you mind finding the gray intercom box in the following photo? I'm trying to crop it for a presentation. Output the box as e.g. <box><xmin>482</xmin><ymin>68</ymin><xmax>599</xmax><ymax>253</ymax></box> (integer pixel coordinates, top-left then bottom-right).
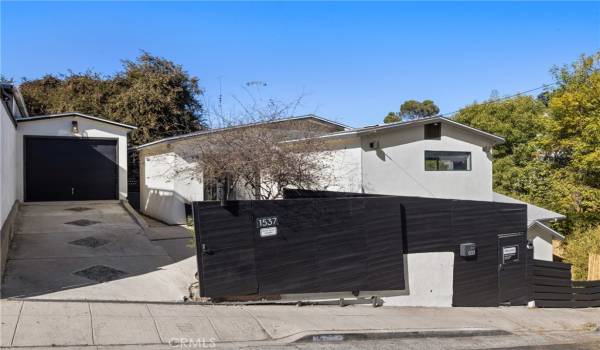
<box><xmin>460</xmin><ymin>243</ymin><xmax>477</xmax><ymax>257</ymax></box>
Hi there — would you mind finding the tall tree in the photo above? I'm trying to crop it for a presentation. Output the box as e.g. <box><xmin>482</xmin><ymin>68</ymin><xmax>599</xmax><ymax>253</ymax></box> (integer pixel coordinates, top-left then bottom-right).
<box><xmin>454</xmin><ymin>96</ymin><xmax>547</xmax><ymax>158</ymax></box>
<box><xmin>545</xmin><ymin>52</ymin><xmax>600</xmax><ymax>188</ymax></box>
<box><xmin>383</xmin><ymin>99</ymin><xmax>440</xmax><ymax>123</ymax></box>
<box><xmin>19</xmin><ymin>52</ymin><xmax>205</xmax><ymax>145</ymax></box>
<box><xmin>176</xmin><ymin>97</ymin><xmax>337</xmax><ymax>200</ymax></box>
<box><xmin>21</xmin><ymin>73</ymin><xmax>116</xmax><ymax>117</ymax></box>
<box><xmin>383</xmin><ymin>111</ymin><xmax>401</xmax><ymax>123</ymax></box>
<box><xmin>400</xmin><ymin>99</ymin><xmax>439</xmax><ymax>120</ymax></box>
<box><xmin>453</xmin><ymin>51</ymin><xmax>600</xmax><ymax>279</ymax></box>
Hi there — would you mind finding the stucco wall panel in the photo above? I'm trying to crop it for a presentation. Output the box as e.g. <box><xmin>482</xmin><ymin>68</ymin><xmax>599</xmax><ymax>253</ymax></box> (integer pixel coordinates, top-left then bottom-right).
<box><xmin>383</xmin><ymin>252</ymin><xmax>454</xmax><ymax>307</ymax></box>
<box><xmin>360</xmin><ymin>123</ymin><xmax>493</xmax><ymax>201</ymax></box>
<box><xmin>528</xmin><ymin>225</ymin><xmax>554</xmax><ymax>261</ymax></box>
<box><xmin>318</xmin><ymin>137</ymin><xmax>363</xmax><ymax>193</ymax></box>
<box><xmin>1</xmin><ymin>106</ymin><xmax>18</xmax><ymax>225</ymax></box>
<box><xmin>140</xmin><ymin>146</ymin><xmax>204</xmax><ymax>224</ymax></box>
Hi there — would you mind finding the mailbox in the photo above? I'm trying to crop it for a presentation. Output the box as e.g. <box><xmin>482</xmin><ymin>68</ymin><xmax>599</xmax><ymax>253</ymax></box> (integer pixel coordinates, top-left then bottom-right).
<box><xmin>460</xmin><ymin>243</ymin><xmax>477</xmax><ymax>257</ymax></box>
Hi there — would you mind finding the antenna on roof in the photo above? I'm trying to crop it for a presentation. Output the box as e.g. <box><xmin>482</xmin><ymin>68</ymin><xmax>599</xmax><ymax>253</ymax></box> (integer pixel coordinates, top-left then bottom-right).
<box><xmin>218</xmin><ymin>76</ymin><xmax>223</xmax><ymax>116</ymax></box>
<box><xmin>245</xmin><ymin>81</ymin><xmax>267</xmax><ymax>87</ymax></box>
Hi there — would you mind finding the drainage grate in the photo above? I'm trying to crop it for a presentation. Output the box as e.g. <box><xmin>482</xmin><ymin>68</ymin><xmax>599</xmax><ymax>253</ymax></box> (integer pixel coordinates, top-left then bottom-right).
<box><xmin>65</xmin><ymin>219</ymin><xmax>101</xmax><ymax>227</ymax></box>
<box><xmin>68</xmin><ymin>236</ymin><xmax>111</xmax><ymax>248</ymax></box>
<box><xmin>66</xmin><ymin>207</ymin><xmax>93</xmax><ymax>212</ymax></box>
<box><xmin>73</xmin><ymin>265</ymin><xmax>127</xmax><ymax>283</ymax></box>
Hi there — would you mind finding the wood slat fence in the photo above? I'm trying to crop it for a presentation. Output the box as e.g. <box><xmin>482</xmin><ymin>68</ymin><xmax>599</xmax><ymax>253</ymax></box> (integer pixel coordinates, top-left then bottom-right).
<box><xmin>588</xmin><ymin>254</ymin><xmax>600</xmax><ymax>281</ymax></box>
<box><xmin>531</xmin><ymin>259</ymin><xmax>600</xmax><ymax>308</ymax></box>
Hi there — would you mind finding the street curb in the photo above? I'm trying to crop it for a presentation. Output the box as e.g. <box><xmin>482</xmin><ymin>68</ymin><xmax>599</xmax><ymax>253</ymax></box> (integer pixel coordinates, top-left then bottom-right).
<box><xmin>121</xmin><ymin>200</ymin><xmax>150</xmax><ymax>231</ymax></box>
<box><xmin>290</xmin><ymin>328</ymin><xmax>511</xmax><ymax>343</ymax></box>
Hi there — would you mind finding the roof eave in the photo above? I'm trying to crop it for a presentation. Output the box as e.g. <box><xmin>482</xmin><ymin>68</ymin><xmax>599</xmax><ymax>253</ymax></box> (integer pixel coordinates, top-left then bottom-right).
<box><xmin>17</xmin><ymin>112</ymin><xmax>138</xmax><ymax>130</ymax></box>
<box><xmin>308</xmin><ymin>116</ymin><xmax>505</xmax><ymax>144</ymax></box>
<box><xmin>299</xmin><ymin>114</ymin><xmax>352</xmax><ymax>130</ymax></box>
<box><xmin>528</xmin><ymin>220</ymin><xmax>565</xmax><ymax>240</ymax></box>
<box><xmin>131</xmin><ymin>115</ymin><xmax>349</xmax><ymax>151</ymax></box>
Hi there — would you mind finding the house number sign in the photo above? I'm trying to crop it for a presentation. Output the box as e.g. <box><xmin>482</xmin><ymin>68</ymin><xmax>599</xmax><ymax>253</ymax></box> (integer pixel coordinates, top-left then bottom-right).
<box><xmin>256</xmin><ymin>216</ymin><xmax>278</xmax><ymax>237</ymax></box>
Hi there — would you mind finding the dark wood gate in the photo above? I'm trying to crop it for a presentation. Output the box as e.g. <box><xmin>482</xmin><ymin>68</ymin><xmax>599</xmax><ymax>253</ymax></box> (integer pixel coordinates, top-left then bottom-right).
<box><xmin>497</xmin><ymin>232</ymin><xmax>529</xmax><ymax>305</ymax></box>
<box><xmin>194</xmin><ymin>202</ymin><xmax>259</xmax><ymax>297</ymax></box>
<box><xmin>193</xmin><ymin>197</ymin><xmax>405</xmax><ymax>298</ymax></box>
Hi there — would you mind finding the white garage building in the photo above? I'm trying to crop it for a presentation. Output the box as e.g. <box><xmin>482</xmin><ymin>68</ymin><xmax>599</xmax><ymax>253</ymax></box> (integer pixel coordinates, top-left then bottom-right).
<box><xmin>15</xmin><ymin>112</ymin><xmax>135</xmax><ymax>202</ymax></box>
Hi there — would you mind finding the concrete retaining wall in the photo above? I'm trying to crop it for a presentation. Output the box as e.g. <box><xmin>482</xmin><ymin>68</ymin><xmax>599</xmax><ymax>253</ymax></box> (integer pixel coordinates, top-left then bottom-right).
<box><xmin>0</xmin><ymin>201</ymin><xmax>19</xmax><ymax>279</ymax></box>
<box><xmin>382</xmin><ymin>252</ymin><xmax>454</xmax><ymax>307</ymax></box>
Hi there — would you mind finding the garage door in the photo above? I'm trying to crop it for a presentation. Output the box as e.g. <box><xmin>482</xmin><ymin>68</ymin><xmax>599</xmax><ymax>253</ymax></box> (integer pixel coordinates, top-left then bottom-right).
<box><xmin>25</xmin><ymin>137</ymin><xmax>118</xmax><ymax>201</ymax></box>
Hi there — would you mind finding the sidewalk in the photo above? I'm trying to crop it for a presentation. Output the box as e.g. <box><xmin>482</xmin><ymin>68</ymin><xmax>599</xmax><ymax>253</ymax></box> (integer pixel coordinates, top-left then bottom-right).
<box><xmin>1</xmin><ymin>299</ymin><xmax>599</xmax><ymax>348</ymax></box>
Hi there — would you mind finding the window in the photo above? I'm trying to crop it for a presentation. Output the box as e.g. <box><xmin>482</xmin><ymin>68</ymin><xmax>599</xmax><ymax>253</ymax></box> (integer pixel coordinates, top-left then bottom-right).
<box><xmin>203</xmin><ymin>176</ymin><xmax>231</xmax><ymax>200</ymax></box>
<box><xmin>425</xmin><ymin>151</ymin><xmax>471</xmax><ymax>171</ymax></box>
<box><xmin>424</xmin><ymin>123</ymin><xmax>441</xmax><ymax>139</ymax></box>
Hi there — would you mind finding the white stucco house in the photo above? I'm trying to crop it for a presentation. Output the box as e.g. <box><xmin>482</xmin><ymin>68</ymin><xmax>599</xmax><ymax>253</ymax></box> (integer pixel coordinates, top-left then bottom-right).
<box><xmin>131</xmin><ymin>114</ymin><xmax>565</xmax><ymax>263</ymax></box>
<box><xmin>131</xmin><ymin>116</ymin><xmax>347</xmax><ymax>224</ymax></box>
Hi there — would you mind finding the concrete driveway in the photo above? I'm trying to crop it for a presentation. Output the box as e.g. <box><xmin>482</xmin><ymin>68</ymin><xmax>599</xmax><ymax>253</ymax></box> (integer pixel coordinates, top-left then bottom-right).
<box><xmin>1</xmin><ymin>201</ymin><xmax>196</xmax><ymax>301</ymax></box>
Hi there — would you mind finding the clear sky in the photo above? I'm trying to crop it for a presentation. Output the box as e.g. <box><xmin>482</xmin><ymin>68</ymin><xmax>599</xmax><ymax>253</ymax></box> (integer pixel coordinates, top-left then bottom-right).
<box><xmin>2</xmin><ymin>1</ymin><xmax>599</xmax><ymax>127</ymax></box>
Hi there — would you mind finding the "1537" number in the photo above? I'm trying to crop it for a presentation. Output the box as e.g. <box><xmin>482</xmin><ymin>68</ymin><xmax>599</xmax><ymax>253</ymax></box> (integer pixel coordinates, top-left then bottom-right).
<box><xmin>256</xmin><ymin>216</ymin><xmax>278</xmax><ymax>228</ymax></box>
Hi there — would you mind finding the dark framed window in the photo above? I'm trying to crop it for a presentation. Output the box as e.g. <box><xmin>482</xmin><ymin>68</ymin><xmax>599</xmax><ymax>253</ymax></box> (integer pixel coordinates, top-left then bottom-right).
<box><xmin>425</xmin><ymin>151</ymin><xmax>471</xmax><ymax>171</ymax></box>
<box><xmin>424</xmin><ymin>123</ymin><xmax>441</xmax><ymax>139</ymax></box>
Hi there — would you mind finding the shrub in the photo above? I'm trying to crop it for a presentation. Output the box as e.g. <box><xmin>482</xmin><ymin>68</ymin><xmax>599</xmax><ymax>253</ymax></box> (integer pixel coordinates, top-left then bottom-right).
<box><xmin>562</xmin><ymin>225</ymin><xmax>600</xmax><ymax>280</ymax></box>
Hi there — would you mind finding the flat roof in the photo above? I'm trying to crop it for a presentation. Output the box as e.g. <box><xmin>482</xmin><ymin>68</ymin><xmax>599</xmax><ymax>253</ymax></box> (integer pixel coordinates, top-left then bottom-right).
<box><xmin>17</xmin><ymin>112</ymin><xmax>138</xmax><ymax>130</ymax></box>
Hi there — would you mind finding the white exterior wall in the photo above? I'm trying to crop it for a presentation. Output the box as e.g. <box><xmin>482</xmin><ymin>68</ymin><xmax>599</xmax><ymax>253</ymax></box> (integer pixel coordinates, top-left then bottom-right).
<box><xmin>528</xmin><ymin>225</ymin><xmax>554</xmax><ymax>261</ymax></box>
<box><xmin>140</xmin><ymin>138</ymin><xmax>365</xmax><ymax>224</ymax></box>
<box><xmin>319</xmin><ymin>138</ymin><xmax>363</xmax><ymax>193</ymax></box>
<box><xmin>383</xmin><ymin>252</ymin><xmax>454</xmax><ymax>307</ymax></box>
<box><xmin>139</xmin><ymin>143</ymin><xmax>203</xmax><ymax>224</ymax></box>
<box><xmin>1</xmin><ymin>106</ymin><xmax>18</xmax><ymax>226</ymax></box>
<box><xmin>139</xmin><ymin>122</ymin><xmax>496</xmax><ymax>224</ymax></box>
<box><xmin>360</xmin><ymin>123</ymin><xmax>493</xmax><ymax>201</ymax></box>
<box><xmin>16</xmin><ymin>116</ymin><xmax>130</xmax><ymax>201</ymax></box>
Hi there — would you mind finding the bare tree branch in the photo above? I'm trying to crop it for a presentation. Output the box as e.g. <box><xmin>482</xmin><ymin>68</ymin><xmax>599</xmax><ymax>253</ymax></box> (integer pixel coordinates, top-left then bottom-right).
<box><xmin>174</xmin><ymin>92</ymin><xmax>338</xmax><ymax>200</ymax></box>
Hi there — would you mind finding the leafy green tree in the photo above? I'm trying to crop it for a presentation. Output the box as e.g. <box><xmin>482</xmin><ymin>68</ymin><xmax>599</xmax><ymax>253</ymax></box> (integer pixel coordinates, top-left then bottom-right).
<box><xmin>454</xmin><ymin>96</ymin><xmax>547</xmax><ymax>158</ymax></box>
<box><xmin>19</xmin><ymin>52</ymin><xmax>205</xmax><ymax>145</ymax></box>
<box><xmin>384</xmin><ymin>99</ymin><xmax>440</xmax><ymax>123</ymax></box>
<box><xmin>545</xmin><ymin>52</ymin><xmax>600</xmax><ymax>188</ymax></box>
<box><xmin>453</xmin><ymin>52</ymin><xmax>600</xmax><ymax>278</ymax></box>
<box><xmin>21</xmin><ymin>73</ymin><xmax>116</xmax><ymax>117</ymax></box>
<box><xmin>383</xmin><ymin>111</ymin><xmax>401</xmax><ymax>123</ymax></box>
<box><xmin>400</xmin><ymin>99</ymin><xmax>439</xmax><ymax>120</ymax></box>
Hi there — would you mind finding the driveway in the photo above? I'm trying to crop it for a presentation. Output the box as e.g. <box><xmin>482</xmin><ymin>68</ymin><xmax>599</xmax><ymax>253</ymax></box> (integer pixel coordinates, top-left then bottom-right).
<box><xmin>1</xmin><ymin>201</ymin><xmax>196</xmax><ymax>301</ymax></box>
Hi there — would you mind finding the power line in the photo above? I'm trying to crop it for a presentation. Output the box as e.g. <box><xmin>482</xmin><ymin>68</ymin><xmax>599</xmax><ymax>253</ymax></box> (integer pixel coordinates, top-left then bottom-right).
<box><xmin>440</xmin><ymin>82</ymin><xmax>558</xmax><ymax>117</ymax></box>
